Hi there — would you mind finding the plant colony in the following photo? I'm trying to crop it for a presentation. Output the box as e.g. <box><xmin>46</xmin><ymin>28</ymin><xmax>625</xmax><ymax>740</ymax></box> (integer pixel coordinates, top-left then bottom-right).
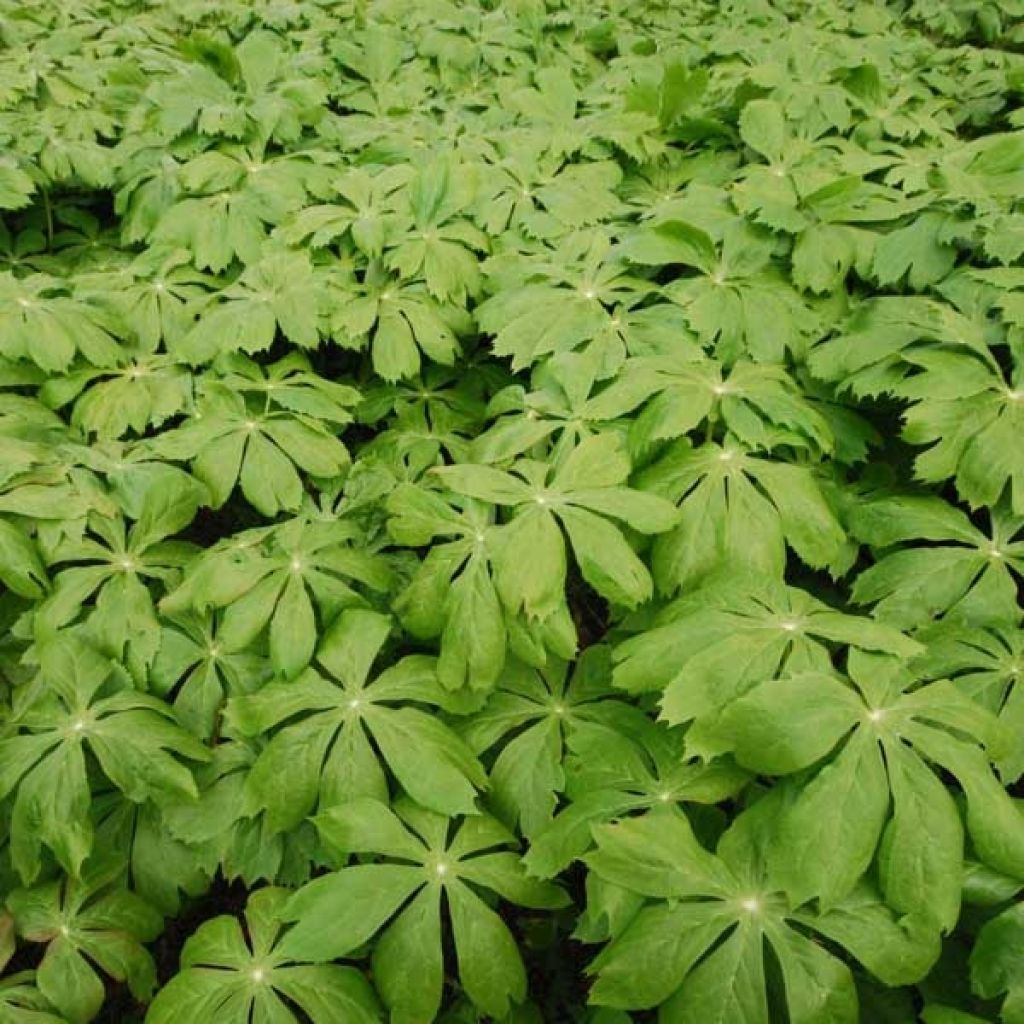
<box><xmin>1</xmin><ymin>0</ymin><xmax>1023</xmax><ymax>1021</ymax></box>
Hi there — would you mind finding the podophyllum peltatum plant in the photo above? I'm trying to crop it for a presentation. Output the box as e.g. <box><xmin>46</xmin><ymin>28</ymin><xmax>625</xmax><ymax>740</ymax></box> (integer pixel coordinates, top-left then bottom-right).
<box><xmin>1</xmin><ymin>0</ymin><xmax>1023</xmax><ymax>1021</ymax></box>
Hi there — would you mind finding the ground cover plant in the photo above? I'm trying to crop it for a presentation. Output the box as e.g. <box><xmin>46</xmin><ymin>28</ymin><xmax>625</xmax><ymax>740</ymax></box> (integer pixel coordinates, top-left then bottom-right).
<box><xmin>0</xmin><ymin>0</ymin><xmax>1023</xmax><ymax>1020</ymax></box>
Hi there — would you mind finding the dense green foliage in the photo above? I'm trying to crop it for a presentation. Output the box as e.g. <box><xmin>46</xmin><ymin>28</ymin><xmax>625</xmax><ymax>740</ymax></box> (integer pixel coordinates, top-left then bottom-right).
<box><xmin>1</xmin><ymin>0</ymin><xmax>1024</xmax><ymax>1020</ymax></box>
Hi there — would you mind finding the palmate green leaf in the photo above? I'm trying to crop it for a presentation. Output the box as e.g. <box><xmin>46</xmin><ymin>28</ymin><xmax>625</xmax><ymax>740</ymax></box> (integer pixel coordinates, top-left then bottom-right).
<box><xmin>7</xmin><ymin>857</ymin><xmax>163</xmax><ymax>1024</ymax></box>
<box><xmin>504</xmin><ymin>67</ymin><xmax>584</xmax><ymax>155</ymax></box>
<box><xmin>583</xmin><ymin>354</ymin><xmax>834</xmax><ymax>457</ymax></box>
<box><xmin>623</xmin><ymin>59</ymin><xmax>709</xmax><ymax>131</ymax></box>
<box><xmin>280</xmin><ymin>798</ymin><xmax>566</xmax><ymax>1023</ymax></box>
<box><xmin>386</xmin><ymin>485</ymin><xmax>515</xmax><ymax>690</ymax></box>
<box><xmin>473</xmin><ymin>140</ymin><xmax>624</xmax><ymax>237</ymax></box>
<box><xmin>0</xmin><ymin>634</ymin><xmax>209</xmax><ymax>884</ymax></box>
<box><xmin>141</xmin><ymin>149</ymin><xmax>328</xmax><ymax>270</ymax></box>
<box><xmin>786</xmin><ymin>175</ymin><xmax>920</xmax><ymax>293</ymax></box>
<box><xmin>174</xmin><ymin>251</ymin><xmax>326</xmax><ymax>362</ymax></box>
<box><xmin>584</xmin><ymin>797</ymin><xmax>939</xmax><ymax>1023</ymax></box>
<box><xmin>637</xmin><ymin>441</ymin><xmax>848</xmax><ymax>594</ymax></box>
<box><xmin>849</xmin><ymin>496</ymin><xmax>1024</xmax><ymax>627</ymax></box>
<box><xmin>465</xmin><ymin>337</ymin><xmax>692</xmax><ymax>466</ymax></box>
<box><xmin>279</xmin><ymin>164</ymin><xmax>412</xmax><ymax>256</ymax></box>
<box><xmin>146</xmin><ymin>382</ymin><xmax>350</xmax><ymax>517</ymax></box>
<box><xmin>144</xmin><ymin>192</ymin><xmax>259</xmax><ymax>273</ymax></box>
<box><xmin>469</xmin><ymin>377</ymin><xmax>593</xmax><ymax>469</ymax></box>
<box><xmin>433</xmin><ymin>433</ymin><xmax>678</xmax><ymax>616</ymax></box>
<box><xmin>914</xmin><ymin>622</ymin><xmax>1024</xmax><ymax>782</ymax></box>
<box><xmin>150</xmin><ymin>610</ymin><xmax>271</xmax><ymax>739</ymax></box>
<box><xmin>457</xmin><ymin>648</ymin><xmax>656</xmax><ymax>837</ymax></box>
<box><xmin>476</xmin><ymin>279</ymin><xmax>605</xmax><ymax>371</ymax></box>
<box><xmin>653</xmin><ymin>220</ymin><xmax>820</xmax><ymax>364</ymax></box>
<box><xmin>706</xmin><ymin>650</ymin><xmax>1017</xmax><ymax>929</ymax></box>
<box><xmin>523</xmin><ymin>717</ymin><xmax>749</xmax><ymax>879</ymax></box>
<box><xmin>161</xmin><ymin>516</ymin><xmax>391</xmax><ymax>680</ymax></box>
<box><xmin>143</xmin><ymin>61</ymin><xmax>245</xmax><ymax>141</ymax></box>
<box><xmin>328</xmin><ymin>268</ymin><xmax>464</xmax><ymax>383</ymax></box>
<box><xmin>362</xmin><ymin>356</ymin><xmax>485</xmax><ymax>419</ymax></box>
<box><xmin>224</xmin><ymin>609</ymin><xmax>486</xmax><ymax>827</ymax></box>
<box><xmin>385</xmin><ymin>156</ymin><xmax>487</xmax><ymax>305</ymax></box>
<box><xmin>0</xmin><ymin>272</ymin><xmax>123</xmax><ymax>373</ymax></box>
<box><xmin>145</xmin><ymin>887</ymin><xmax>380</xmax><ymax>1024</ymax></box>
<box><xmin>212</xmin><ymin>352</ymin><xmax>359</xmax><ymax>426</ymax></box>
<box><xmin>401</xmin><ymin>535</ymin><xmax>574</xmax><ymax>697</ymax></box>
<box><xmin>731</xmin><ymin>101</ymin><xmax>917</xmax><ymax>239</ymax></box>
<box><xmin>34</xmin><ymin>470</ymin><xmax>206</xmax><ymax>671</ymax></box>
<box><xmin>612</xmin><ymin>573</ymin><xmax>920</xmax><ymax>744</ymax></box>
<box><xmin>41</xmin><ymin>355</ymin><xmax>193</xmax><ymax>441</ymax></box>
<box><xmin>474</xmin><ymin>231</ymin><xmax>650</xmax><ymax>374</ymax></box>
<box><xmin>24</xmin><ymin>109</ymin><xmax>114</xmax><ymax>191</ymax></box>
<box><xmin>895</xmin><ymin>349</ymin><xmax>1024</xmax><ymax>515</ymax></box>
<box><xmin>357</xmin><ymin>398</ymin><xmax>476</xmax><ymax>474</ymax></box>
<box><xmin>807</xmin><ymin>296</ymin><xmax>996</xmax><ymax>399</ymax></box>
<box><xmin>90</xmin><ymin>248</ymin><xmax>212</xmax><ymax>351</ymax></box>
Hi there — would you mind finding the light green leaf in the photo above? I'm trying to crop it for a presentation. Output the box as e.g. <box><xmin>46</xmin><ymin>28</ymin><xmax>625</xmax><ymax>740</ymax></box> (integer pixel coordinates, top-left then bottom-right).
<box><xmin>267</xmin><ymin>573</ymin><xmax>316</xmax><ymax>680</ymax></box>
<box><xmin>764</xmin><ymin>922</ymin><xmax>858</xmax><ymax>1024</ymax></box>
<box><xmin>739</xmin><ymin>99</ymin><xmax>787</xmax><ymax>163</ymax></box>
<box><xmin>586</xmin><ymin>812</ymin><xmax>735</xmax><ymax>899</ymax></box>
<box><xmin>447</xmin><ymin>879</ymin><xmax>526</xmax><ymax>1021</ymax></box>
<box><xmin>314</xmin><ymin>798</ymin><xmax>427</xmax><ymax>862</ymax></box>
<box><xmin>280</xmin><ymin>865</ymin><xmax>423</xmax><ymax>961</ymax></box>
<box><xmin>770</xmin><ymin>729</ymin><xmax>889</xmax><ymax>910</ymax></box>
<box><xmin>660</xmin><ymin>924</ymin><xmax>769</xmax><ymax>1024</ymax></box>
<box><xmin>559</xmin><ymin>504</ymin><xmax>653</xmax><ymax>609</ymax></box>
<box><xmin>38</xmin><ymin>938</ymin><xmax>105</xmax><ymax>1024</ymax></box>
<box><xmin>588</xmin><ymin>902</ymin><xmax>734</xmax><ymax>1009</ymax></box>
<box><xmin>373</xmin><ymin>886</ymin><xmax>443</xmax><ymax>1024</ymax></box>
<box><xmin>364</xmin><ymin>707</ymin><xmax>484</xmax><ymax>815</ymax></box>
<box><xmin>493</xmin><ymin>508</ymin><xmax>566</xmax><ymax>619</ymax></box>
<box><xmin>714</xmin><ymin>673</ymin><xmax>863</xmax><ymax>775</ymax></box>
<box><xmin>433</xmin><ymin>465</ymin><xmax>532</xmax><ymax>505</ymax></box>
<box><xmin>877</xmin><ymin>738</ymin><xmax>963</xmax><ymax>932</ymax></box>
